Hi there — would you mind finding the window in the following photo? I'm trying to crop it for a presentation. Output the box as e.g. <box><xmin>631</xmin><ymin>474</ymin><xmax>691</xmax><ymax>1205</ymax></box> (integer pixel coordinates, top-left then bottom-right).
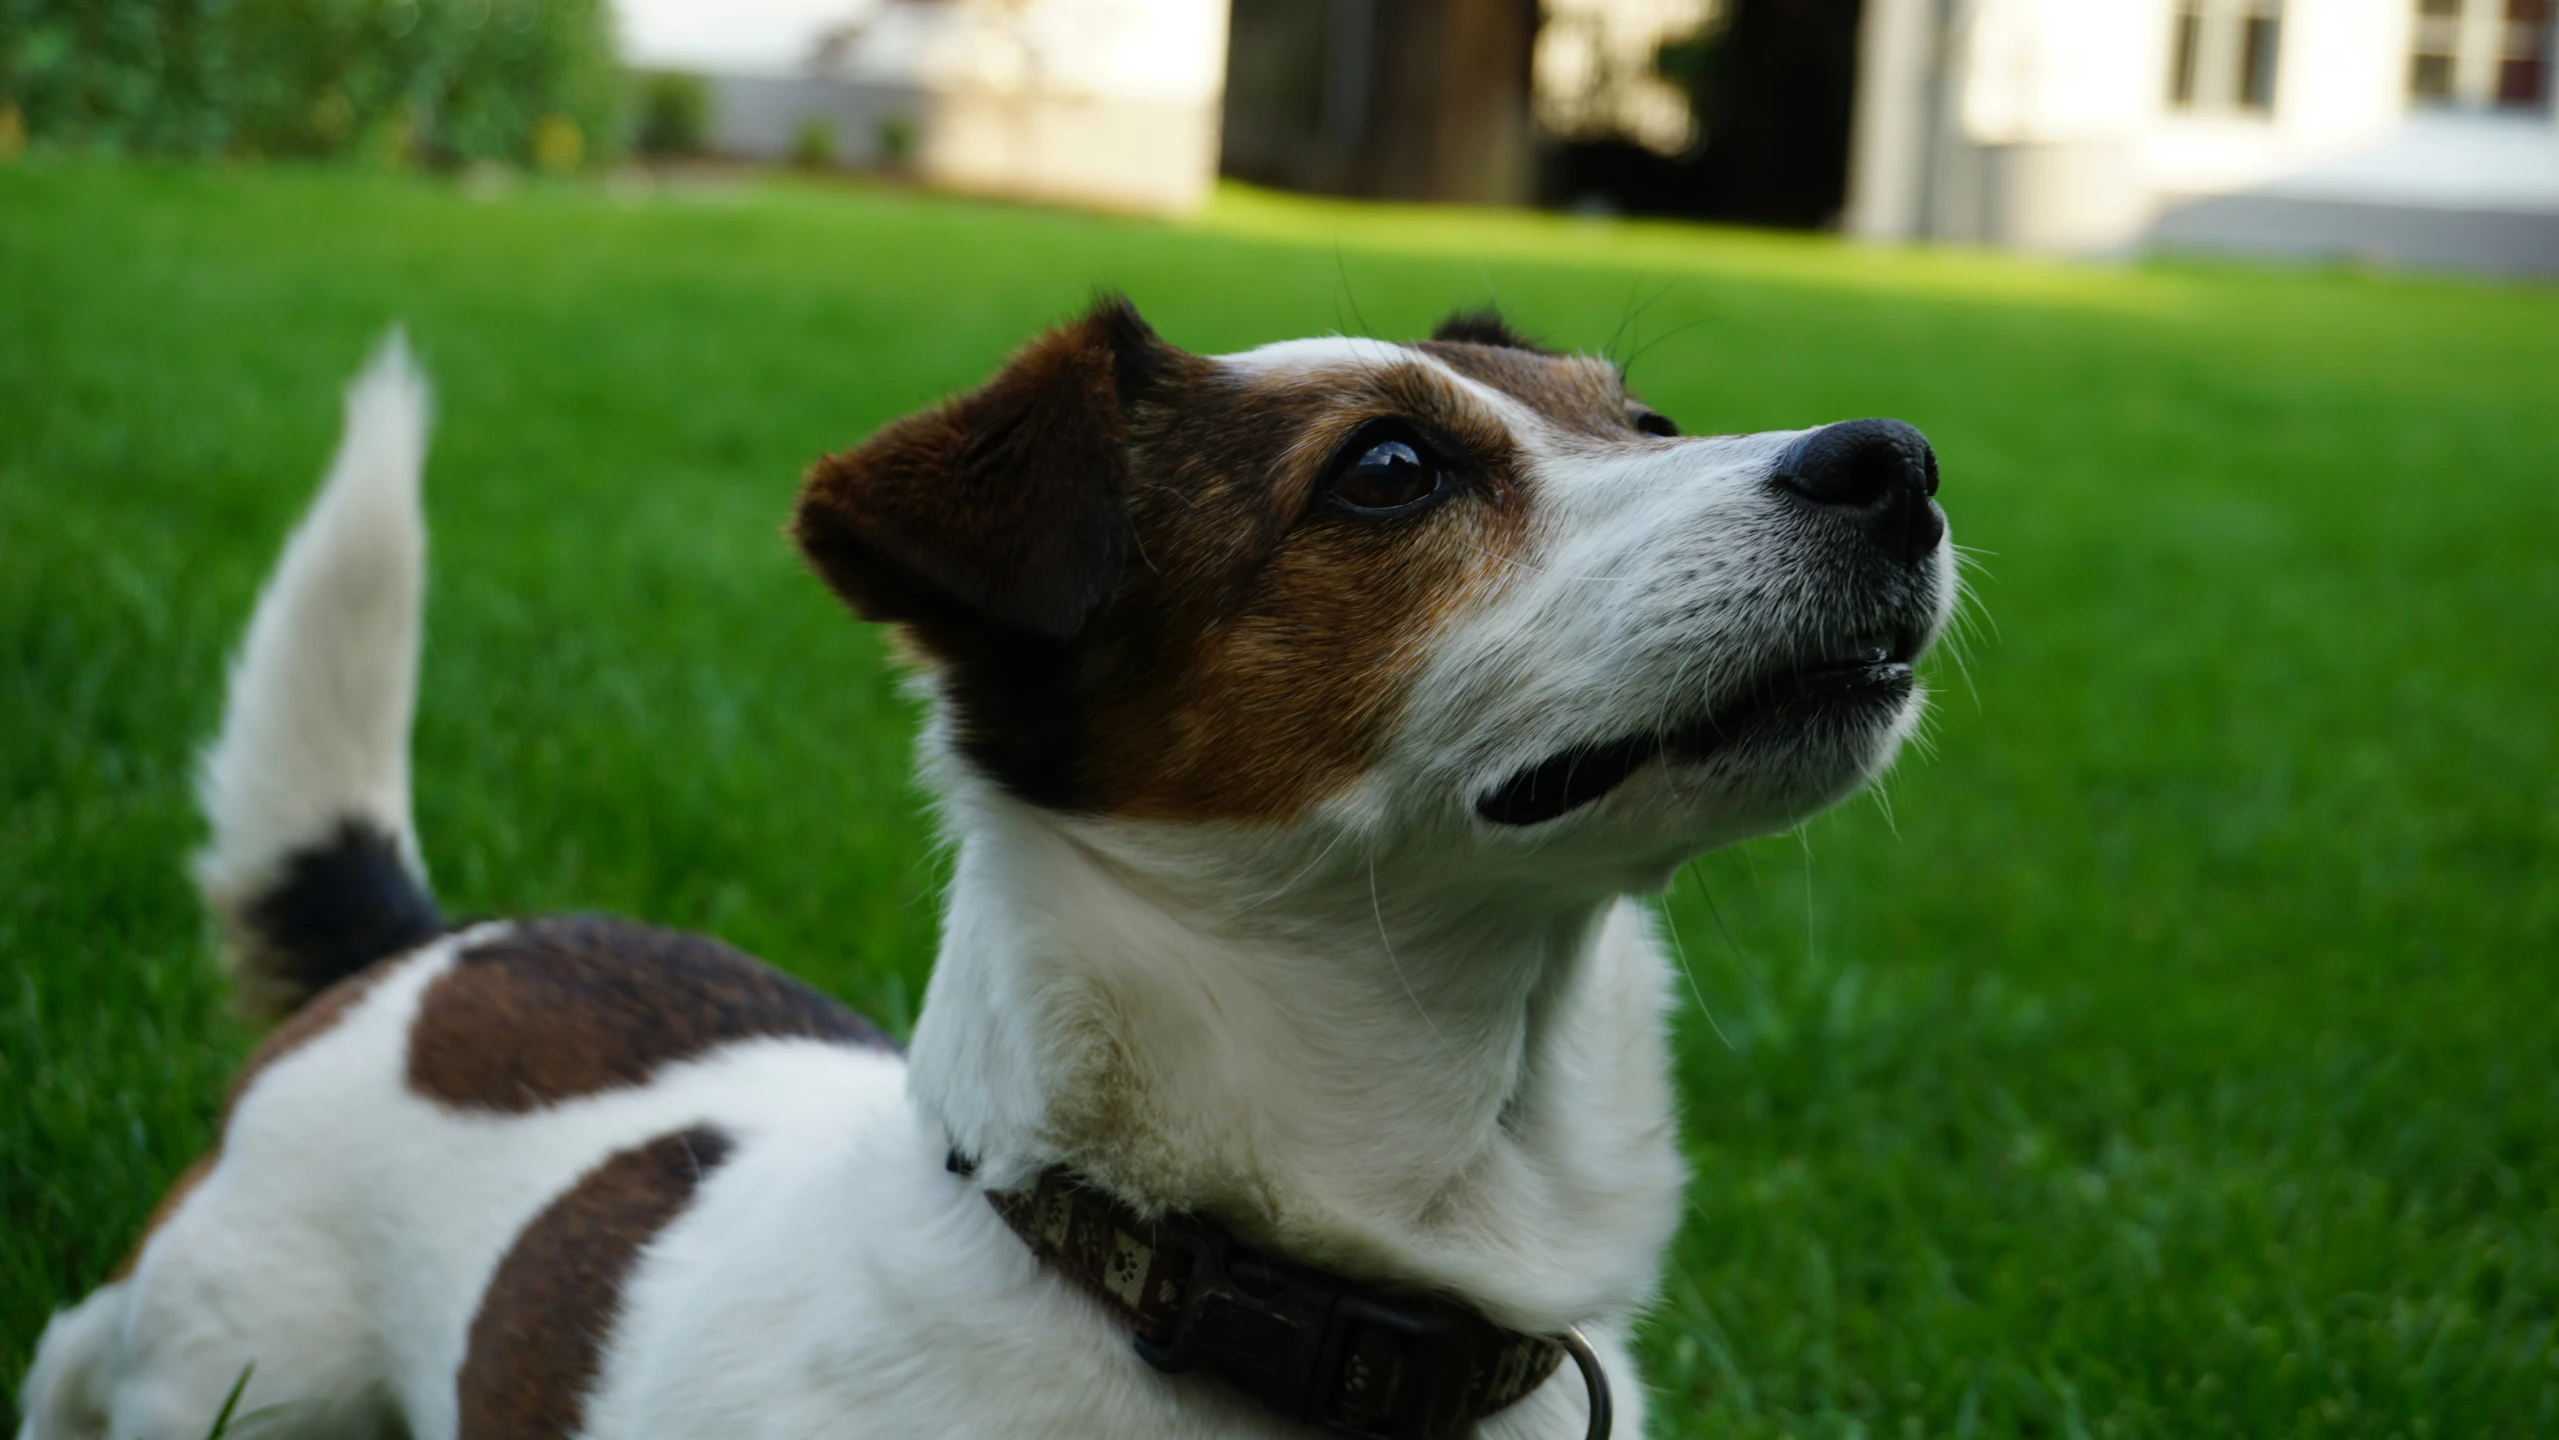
<box><xmin>2170</xmin><ymin>1</ymin><xmax>2206</xmax><ymax>105</ymax></box>
<box><xmin>2166</xmin><ymin>0</ymin><xmax>2285</xmax><ymax>115</ymax></box>
<box><xmin>2239</xmin><ymin>5</ymin><xmax>2283</xmax><ymax>108</ymax></box>
<box><xmin>2409</xmin><ymin>0</ymin><xmax>2555</xmax><ymax>110</ymax></box>
<box><xmin>2413</xmin><ymin>0</ymin><xmax>2463</xmax><ymax>97</ymax></box>
<box><xmin>2503</xmin><ymin>0</ymin><xmax>2554</xmax><ymax>107</ymax></box>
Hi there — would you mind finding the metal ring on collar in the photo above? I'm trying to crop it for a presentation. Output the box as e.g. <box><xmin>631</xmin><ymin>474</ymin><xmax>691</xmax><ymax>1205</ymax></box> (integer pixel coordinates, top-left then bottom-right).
<box><xmin>1557</xmin><ymin>1325</ymin><xmax>1612</xmax><ymax>1440</ymax></box>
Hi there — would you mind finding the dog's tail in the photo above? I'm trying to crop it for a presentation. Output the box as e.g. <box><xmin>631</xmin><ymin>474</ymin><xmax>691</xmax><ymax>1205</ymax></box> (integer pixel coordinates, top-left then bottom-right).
<box><xmin>192</xmin><ymin>330</ymin><xmax>445</xmax><ymax>1018</ymax></box>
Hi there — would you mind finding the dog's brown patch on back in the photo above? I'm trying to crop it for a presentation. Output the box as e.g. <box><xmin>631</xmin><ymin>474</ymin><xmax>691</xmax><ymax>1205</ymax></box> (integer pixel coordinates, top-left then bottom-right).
<box><xmin>1419</xmin><ymin>342</ymin><xmax>1637</xmax><ymax>441</ymax></box>
<box><xmin>458</xmin><ymin>1126</ymin><xmax>734</xmax><ymax>1440</ymax></box>
<box><xmin>107</xmin><ymin>1151</ymin><xmax>219</xmax><ymax>1283</ymax></box>
<box><xmin>408</xmin><ymin>916</ymin><xmax>893</xmax><ymax>1112</ymax></box>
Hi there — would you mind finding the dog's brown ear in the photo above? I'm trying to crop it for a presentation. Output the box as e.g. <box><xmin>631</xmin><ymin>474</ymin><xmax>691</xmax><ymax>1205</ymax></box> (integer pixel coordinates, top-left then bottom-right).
<box><xmin>793</xmin><ymin>296</ymin><xmax>1183</xmax><ymax>639</ymax></box>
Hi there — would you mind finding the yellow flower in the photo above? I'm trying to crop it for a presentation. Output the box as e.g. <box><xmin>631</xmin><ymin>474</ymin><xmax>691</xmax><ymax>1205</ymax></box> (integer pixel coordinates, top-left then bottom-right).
<box><xmin>532</xmin><ymin>115</ymin><xmax>584</xmax><ymax>174</ymax></box>
<box><xmin>311</xmin><ymin>89</ymin><xmax>356</xmax><ymax>146</ymax></box>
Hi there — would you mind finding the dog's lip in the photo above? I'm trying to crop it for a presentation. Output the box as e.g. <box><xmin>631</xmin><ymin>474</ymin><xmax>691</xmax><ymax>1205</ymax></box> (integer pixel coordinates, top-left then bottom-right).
<box><xmin>1473</xmin><ymin>635</ymin><xmax>1918</xmax><ymax>827</ymax></box>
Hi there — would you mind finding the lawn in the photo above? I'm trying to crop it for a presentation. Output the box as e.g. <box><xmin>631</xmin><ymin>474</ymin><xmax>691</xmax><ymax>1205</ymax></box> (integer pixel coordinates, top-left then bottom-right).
<box><xmin>3</xmin><ymin>161</ymin><xmax>2554</xmax><ymax>1438</ymax></box>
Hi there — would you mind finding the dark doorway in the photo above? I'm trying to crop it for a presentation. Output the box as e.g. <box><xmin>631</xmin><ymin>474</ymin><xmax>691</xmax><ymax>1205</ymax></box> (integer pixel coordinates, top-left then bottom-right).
<box><xmin>1544</xmin><ymin>0</ymin><xmax>1866</xmax><ymax>229</ymax></box>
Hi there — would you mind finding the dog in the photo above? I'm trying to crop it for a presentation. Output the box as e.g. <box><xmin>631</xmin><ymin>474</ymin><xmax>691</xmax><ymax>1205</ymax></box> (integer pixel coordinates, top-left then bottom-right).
<box><xmin>18</xmin><ymin>299</ymin><xmax>1952</xmax><ymax>1440</ymax></box>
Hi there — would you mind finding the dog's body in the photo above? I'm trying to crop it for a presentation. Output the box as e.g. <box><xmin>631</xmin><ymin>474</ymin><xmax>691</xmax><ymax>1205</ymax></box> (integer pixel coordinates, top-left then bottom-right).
<box><xmin>21</xmin><ymin>307</ymin><xmax>1952</xmax><ymax>1440</ymax></box>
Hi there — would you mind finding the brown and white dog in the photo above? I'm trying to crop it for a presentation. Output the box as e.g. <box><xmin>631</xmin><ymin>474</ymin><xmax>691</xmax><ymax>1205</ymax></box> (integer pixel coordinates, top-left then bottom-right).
<box><xmin>18</xmin><ymin>301</ymin><xmax>1952</xmax><ymax>1440</ymax></box>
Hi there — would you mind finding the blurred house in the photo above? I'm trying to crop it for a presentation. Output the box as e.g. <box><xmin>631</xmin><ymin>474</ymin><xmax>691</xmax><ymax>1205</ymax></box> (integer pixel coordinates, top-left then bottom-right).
<box><xmin>614</xmin><ymin>0</ymin><xmax>2554</xmax><ymax>273</ymax></box>
<box><xmin>623</xmin><ymin>0</ymin><xmax>1228</xmax><ymax>213</ymax></box>
<box><xmin>1848</xmin><ymin>0</ymin><xmax>2559</xmax><ymax>274</ymax></box>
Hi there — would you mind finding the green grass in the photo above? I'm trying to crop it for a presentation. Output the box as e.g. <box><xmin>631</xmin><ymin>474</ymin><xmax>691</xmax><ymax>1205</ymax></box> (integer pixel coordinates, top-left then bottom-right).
<box><xmin>3</xmin><ymin>160</ymin><xmax>2554</xmax><ymax>1438</ymax></box>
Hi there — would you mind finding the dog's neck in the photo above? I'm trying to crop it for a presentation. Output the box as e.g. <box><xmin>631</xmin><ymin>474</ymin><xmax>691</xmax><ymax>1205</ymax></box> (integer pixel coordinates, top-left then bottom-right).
<box><xmin>905</xmin><ymin>778</ymin><xmax>1687</xmax><ymax>1332</ymax></box>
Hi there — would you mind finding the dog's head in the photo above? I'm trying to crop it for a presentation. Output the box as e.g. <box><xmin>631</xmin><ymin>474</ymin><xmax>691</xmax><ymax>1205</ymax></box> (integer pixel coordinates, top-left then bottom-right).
<box><xmin>795</xmin><ymin>297</ymin><xmax>1953</xmax><ymax>894</ymax></box>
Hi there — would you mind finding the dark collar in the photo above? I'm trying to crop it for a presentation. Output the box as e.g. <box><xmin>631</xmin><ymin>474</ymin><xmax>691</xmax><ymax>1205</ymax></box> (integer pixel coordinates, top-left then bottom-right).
<box><xmin>960</xmin><ymin>1156</ymin><xmax>1609</xmax><ymax>1439</ymax></box>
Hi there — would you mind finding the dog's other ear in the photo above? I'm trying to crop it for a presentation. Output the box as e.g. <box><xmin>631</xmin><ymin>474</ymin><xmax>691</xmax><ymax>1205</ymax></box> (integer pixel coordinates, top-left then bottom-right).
<box><xmin>1429</xmin><ymin>308</ymin><xmax>1551</xmax><ymax>355</ymax></box>
<box><xmin>793</xmin><ymin>295</ymin><xmax>1183</xmax><ymax>639</ymax></box>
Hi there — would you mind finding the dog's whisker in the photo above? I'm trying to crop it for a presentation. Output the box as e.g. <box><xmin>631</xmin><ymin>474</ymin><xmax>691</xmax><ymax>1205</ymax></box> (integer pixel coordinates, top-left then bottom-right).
<box><xmin>1866</xmin><ymin>774</ymin><xmax>1900</xmax><ymax>837</ymax></box>
<box><xmin>1368</xmin><ymin>854</ymin><xmax>1448</xmax><ymax>1049</ymax></box>
<box><xmin>1333</xmin><ymin>242</ymin><xmax>1374</xmax><ymax>340</ymax></box>
<box><xmin>1656</xmin><ymin>893</ymin><xmax>1736</xmax><ymax>1053</ymax></box>
<box><xmin>1620</xmin><ymin>313</ymin><xmax>1711</xmax><ymax>380</ymax></box>
<box><xmin>1602</xmin><ymin>278</ymin><xmax>1645</xmax><ymax>364</ymax></box>
<box><xmin>1685</xmin><ymin>859</ymin><xmax>1776</xmax><ymax>1008</ymax></box>
<box><xmin>1794</xmin><ymin>824</ymin><xmax>1820</xmax><ymax>974</ymax></box>
<box><xmin>1224</xmin><ymin>826</ymin><xmax>1354</xmax><ymax>917</ymax></box>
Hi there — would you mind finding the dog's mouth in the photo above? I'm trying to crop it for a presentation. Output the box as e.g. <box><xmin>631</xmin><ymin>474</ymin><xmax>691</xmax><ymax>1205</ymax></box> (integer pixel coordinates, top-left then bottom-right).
<box><xmin>1474</xmin><ymin>634</ymin><xmax>1918</xmax><ymax>827</ymax></box>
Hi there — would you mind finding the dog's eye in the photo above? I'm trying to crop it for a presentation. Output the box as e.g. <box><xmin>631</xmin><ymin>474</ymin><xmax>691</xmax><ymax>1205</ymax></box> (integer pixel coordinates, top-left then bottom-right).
<box><xmin>1630</xmin><ymin>407</ymin><xmax>1679</xmax><ymax>438</ymax></box>
<box><xmin>1325</xmin><ymin>432</ymin><xmax>1445</xmax><ymax>516</ymax></box>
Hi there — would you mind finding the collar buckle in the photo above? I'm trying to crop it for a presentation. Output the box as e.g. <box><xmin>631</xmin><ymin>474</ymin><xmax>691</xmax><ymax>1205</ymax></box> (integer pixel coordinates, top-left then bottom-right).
<box><xmin>1133</xmin><ymin>1212</ymin><xmax>1456</xmax><ymax>1440</ymax></box>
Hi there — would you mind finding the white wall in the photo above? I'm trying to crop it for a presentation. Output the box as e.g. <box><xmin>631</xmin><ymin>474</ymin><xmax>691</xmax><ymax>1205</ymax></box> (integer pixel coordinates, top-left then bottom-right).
<box><xmin>1847</xmin><ymin>0</ymin><xmax>2559</xmax><ymax>262</ymax></box>
<box><xmin>878</xmin><ymin>0</ymin><xmax>1229</xmax><ymax>212</ymax></box>
<box><xmin>1960</xmin><ymin>0</ymin><xmax>2163</xmax><ymax>145</ymax></box>
<box><xmin>619</xmin><ymin>0</ymin><xmax>875</xmax><ymax>74</ymax></box>
<box><xmin>2139</xmin><ymin>0</ymin><xmax>2413</xmax><ymax>199</ymax></box>
<box><xmin>625</xmin><ymin>0</ymin><xmax>1230</xmax><ymax>215</ymax></box>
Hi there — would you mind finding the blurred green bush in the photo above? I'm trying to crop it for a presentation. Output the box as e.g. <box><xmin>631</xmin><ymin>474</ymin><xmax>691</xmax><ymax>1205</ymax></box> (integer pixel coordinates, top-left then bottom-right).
<box><xmin>0</xmin><ymin>0</ymin><xmax>621</xmax><ymax>168</ymax></box>
<box><xmin>788</xmin><ymin>115</ymin><xmax>833</xmax><ymax>171</ymax></box>
<box><xmin>632</xmin><ymin>69</ymin><xmax>706</xmax><ymax>158</ymax></box>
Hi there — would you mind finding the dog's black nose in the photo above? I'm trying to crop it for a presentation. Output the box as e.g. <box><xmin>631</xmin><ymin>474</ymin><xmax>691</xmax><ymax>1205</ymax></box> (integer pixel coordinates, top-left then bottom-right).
<box><xmin>1771</xmin><ymin>418</ymin><xmax>1944</xmax><ymax>561</ymax></box>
